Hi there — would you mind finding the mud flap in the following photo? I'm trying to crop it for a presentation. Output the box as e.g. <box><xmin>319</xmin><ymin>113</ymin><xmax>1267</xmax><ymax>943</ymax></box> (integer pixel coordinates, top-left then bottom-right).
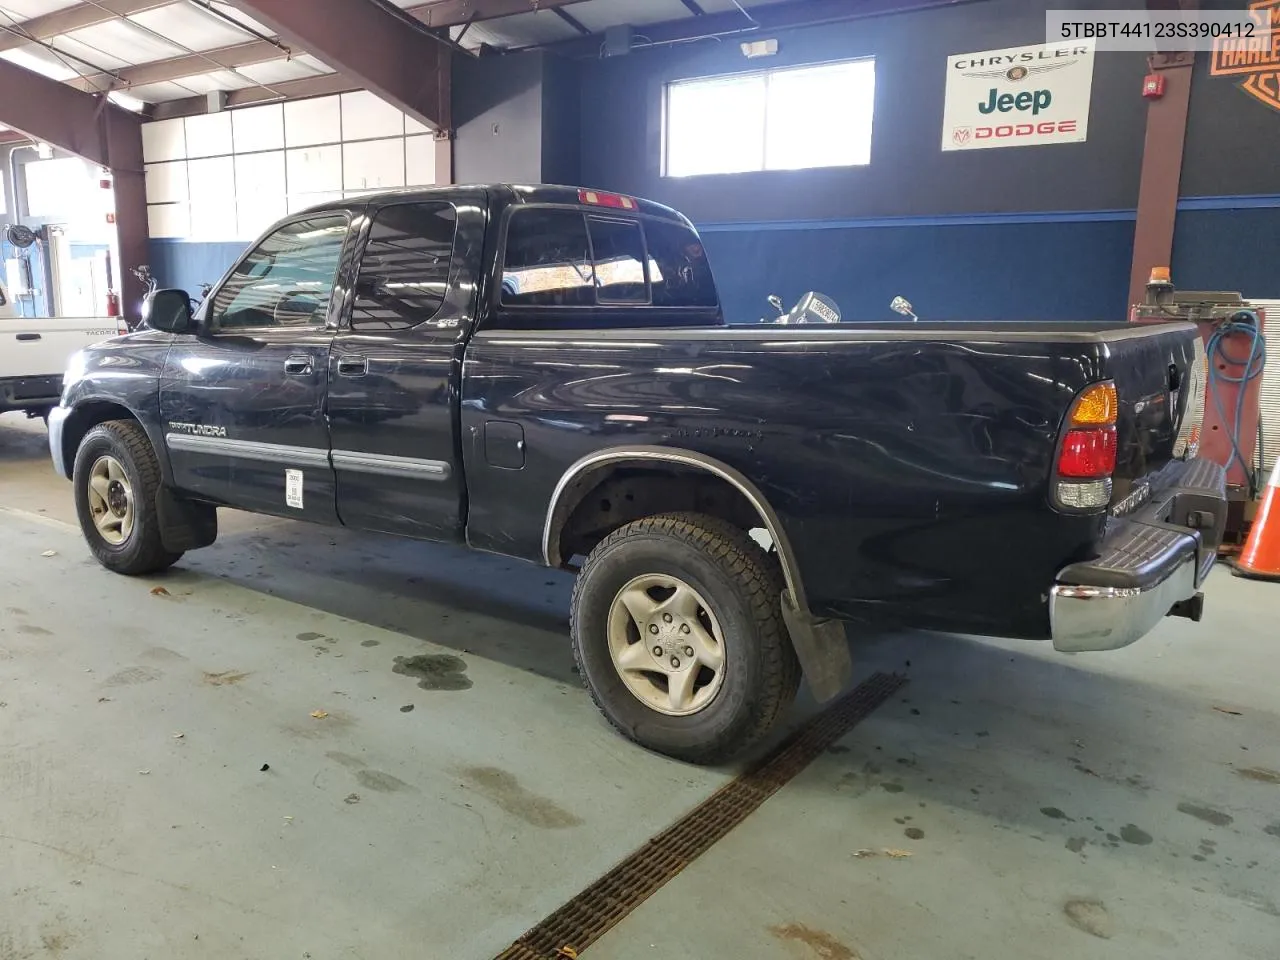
<box><xmin>780</xmin><ymin>589</ymin><xmax>852</xmax><ymax>702</ymax></box>
<box><xmin>155</xmin><ymin>488</ymin><xmax>218</xmax><ymax>552</ymax></box>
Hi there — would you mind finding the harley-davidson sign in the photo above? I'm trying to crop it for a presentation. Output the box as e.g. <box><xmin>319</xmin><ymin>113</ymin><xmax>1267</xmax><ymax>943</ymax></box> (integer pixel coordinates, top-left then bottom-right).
<box><xmin>1211</xmin><ymin>0</ymin><xmax>1280</xmax><ymax>112</ymax></box>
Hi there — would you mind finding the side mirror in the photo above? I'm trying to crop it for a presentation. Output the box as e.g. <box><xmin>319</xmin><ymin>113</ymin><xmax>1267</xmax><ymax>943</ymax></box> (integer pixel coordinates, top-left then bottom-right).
<box><xmin>143</xmin><ymin>288</ymin><xmax>193</xmax><ymax>333</ymax></box>
<box><xmin>767</xmin><ymin>294</ymin><xmax>785</xmax><ymax>315</ymax></box>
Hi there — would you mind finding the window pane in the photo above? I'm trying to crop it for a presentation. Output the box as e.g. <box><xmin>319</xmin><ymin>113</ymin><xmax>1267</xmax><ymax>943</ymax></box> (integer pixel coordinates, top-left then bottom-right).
<box><xmin>665</xmin><ymin>74</ymin><xmax>766</xmax><ymax>178</ymax></box>
<box><xmin>211</xmin><ymin>215</ymin><xmax>347</xmax><ymax>330</ymax></box>
<box><xmin>351</xmin><ymin>203</ymin><xmax>457</xmax><ymax>330</ymax></box>
<box><xmin>24</xmin><ymin>158</ymin><xmax>94</xmax><ymax>218</ymax></box>
<box><xmin>502</xmin><ymin>210</ymin><xmax>594</xmax><ymax>307</ymax></box>
<box><xmin>587</xmin><ymin>217</ymin><xmax>647</xmax><ymax>304</ymax></box>
<box><xmin>765</xmin><ymin>60</ymin><xmax>875</xmax><ymax>171</ymax></box>
<box><xmin>645</xmin><ymin>220</ymin><xmax>718</xmax><ymax>308</ymax></box>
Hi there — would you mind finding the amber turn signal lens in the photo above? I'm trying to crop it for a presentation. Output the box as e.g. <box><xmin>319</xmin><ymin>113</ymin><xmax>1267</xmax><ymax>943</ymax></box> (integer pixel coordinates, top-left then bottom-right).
<box><xmin>1070</xmin><ymin>381</ymin><xmax>1118</xmax><ymax>427</ymax></box>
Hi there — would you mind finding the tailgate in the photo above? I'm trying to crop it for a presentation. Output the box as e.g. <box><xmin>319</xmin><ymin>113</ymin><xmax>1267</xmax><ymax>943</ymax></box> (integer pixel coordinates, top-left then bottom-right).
<box><xmin>1100</xmin><ymin>322</ymin><xmax>1204</xmax><ymax>494</ymax></box>
<box><xmin>0</xmin><ymin>317</ymin><xmax>121</xmax><ymax>380</ymax></box>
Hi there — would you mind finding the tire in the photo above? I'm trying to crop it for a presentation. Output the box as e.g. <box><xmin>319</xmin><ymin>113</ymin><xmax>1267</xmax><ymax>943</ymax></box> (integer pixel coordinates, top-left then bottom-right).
<box><xmin>570</xmin><ymin>512</ymin><xmax>800</xmax><ymax>764</ymax></box>
<box><xmin>72</xmin><ymin>420</ymin><xmax>183</xmax><ymax>575</ymax></box>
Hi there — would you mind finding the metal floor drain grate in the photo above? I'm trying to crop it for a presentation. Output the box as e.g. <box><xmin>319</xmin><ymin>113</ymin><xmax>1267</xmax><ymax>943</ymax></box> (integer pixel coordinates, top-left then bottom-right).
<box><xmin>493</xmin><ymin>671</ymin><xmax>907</xmax><ymax>960</ymax></box>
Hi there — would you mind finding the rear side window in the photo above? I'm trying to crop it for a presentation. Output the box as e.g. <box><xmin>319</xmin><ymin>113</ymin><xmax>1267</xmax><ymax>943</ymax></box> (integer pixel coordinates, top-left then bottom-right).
<box><xmin>351</xmin><ymin>202</ymin><xmax>457</xmax><ymax>330</ymax></box>
<box><xmin>501</xmin><ymin>209</ymin><xmax>594</xmax><ymax>307</ymax></box>
<box><xmin>499</xmin><ymin>208</ymin><xmax>718</xmax><ymax>311</ymax></box>
<box><xmin>645</xmin><ymin>219</ymin><xmax>717</xmax><ymax>308</ymax></box>
<box><xmin>588</xmin><ymin>216</ymin><xmax>646</xmax><ymax>304</ymax></box>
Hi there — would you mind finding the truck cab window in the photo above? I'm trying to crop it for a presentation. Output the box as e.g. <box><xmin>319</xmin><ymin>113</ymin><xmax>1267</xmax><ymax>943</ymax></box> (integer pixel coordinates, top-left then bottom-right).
<box><xmin>209</xmin><ymin>215</ymin><xmax>348</xmax><ymax>331</ymax></box>
<box><xmin>645</xmin><ymin>219</ymin><xmax>718</xmax><ymax>308</ymax></box>
<box><xmin>351</xmin><ymin>202</ymin><xmax>458</xmax><ymax>330</ymax></box>
<box><xmin>501</xmin><ymin>209</ymin><xmax>594</xmax><ymax>307</ymax></box>
<box><xmin>588</xmin><ymin>217</ymin><xmax>647</xmax><ymax>304</ymax></box>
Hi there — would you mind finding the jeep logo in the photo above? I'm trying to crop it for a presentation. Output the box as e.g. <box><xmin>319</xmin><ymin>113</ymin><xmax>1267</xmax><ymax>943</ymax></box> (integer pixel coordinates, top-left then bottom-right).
<box><xmin>978</xmin><ymin>87</ymin><xmax>1053</xmax><ymax>116</ymax></box>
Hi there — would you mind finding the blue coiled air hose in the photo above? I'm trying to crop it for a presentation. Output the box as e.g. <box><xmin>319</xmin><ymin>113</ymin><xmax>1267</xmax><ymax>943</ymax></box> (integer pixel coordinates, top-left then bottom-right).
<box><xmin>1206</xmin><ymin>310</ymin><xmax>1266</xmax><ymax>496</ymax></box>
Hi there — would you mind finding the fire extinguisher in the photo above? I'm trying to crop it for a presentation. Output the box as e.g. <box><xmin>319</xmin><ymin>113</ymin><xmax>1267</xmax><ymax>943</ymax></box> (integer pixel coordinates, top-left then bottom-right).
<box><xmin>105</xmin><ymin>290</ymin><xmax>129</xmax><ymax>333</ymax></box>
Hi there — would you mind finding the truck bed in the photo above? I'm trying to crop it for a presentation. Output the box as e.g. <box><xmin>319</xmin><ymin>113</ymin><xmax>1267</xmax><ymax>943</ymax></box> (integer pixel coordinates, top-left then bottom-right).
<box><xmin>463</xmin><ymin>318</ymin><xmax>1201</xmax><ymax>639</ymax></box>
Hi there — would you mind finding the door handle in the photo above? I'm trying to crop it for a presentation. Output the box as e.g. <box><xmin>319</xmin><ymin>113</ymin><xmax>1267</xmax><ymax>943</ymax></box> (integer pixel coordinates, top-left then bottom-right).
<box><xmin>16</xmin><ymin>333</ymin><xmax>41</xmax><ymax>342</ymax></box>
<box><xmin>336</xmin><ymin>355</ymin><xmax>368</xmax><ymax>377</ymax></box>
<box><xmin>284</xmin><ymin>355</ymin><xmax>313</xmax><ymax>376</ymax></box>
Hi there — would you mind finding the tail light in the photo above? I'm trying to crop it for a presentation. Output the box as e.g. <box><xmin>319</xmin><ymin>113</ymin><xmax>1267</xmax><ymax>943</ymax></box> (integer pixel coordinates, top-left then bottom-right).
<box><xmin>1059</xmin><ymin>427</ymin><xmax>1118</xmax><ymax>478</ymax></box>
<box><xmin>1054</xmin><ymin>381</ymin><xmax>1117</xmax><ymax>511</ymax></box>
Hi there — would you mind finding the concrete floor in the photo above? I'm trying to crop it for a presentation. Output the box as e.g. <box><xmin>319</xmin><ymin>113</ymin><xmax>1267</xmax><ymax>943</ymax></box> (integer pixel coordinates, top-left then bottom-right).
<box><xmin>1</xmin><ymin>410</ymin><xmax>1278</xmax><ymax>960</ymax></box>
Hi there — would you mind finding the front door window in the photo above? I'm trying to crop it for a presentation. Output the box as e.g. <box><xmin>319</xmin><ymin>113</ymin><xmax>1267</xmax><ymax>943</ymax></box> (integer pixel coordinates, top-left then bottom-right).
<box><xmin>208</xmin><ymin>215</ymin><xmax>349</xmax><ymax>332</ymax></box>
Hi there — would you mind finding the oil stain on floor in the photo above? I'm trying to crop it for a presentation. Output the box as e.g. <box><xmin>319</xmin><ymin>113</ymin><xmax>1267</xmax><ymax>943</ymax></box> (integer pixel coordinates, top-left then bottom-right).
<box><xmin>458</xmin><ymin>766</ymin><xmax>581</xmax><ymax>829</ymax></box>
<box><xmin>1235</xmin><ymin>767</ymin><xmax>1280</xmax><ymax>785</ymax></box>
<box><xmin>1063</xmin><ymin>900</ymin><xmax>1113</xmax><ymax>939</ymax></box>
<box><xmin>393</xmin><ymin>654</ymin><xmax>472</xmax><ymax>691</ymax></box>
<box><xmin>768</xmin><ymin>922</ymin><xmax>859</xmax><ymax>959</ymax></box>
<box><xmin>1119</xmin><ymin>824</ymin><xmax>1153</xmax><ymax>845</ymax></box>
<box><xmin>1177</xmin><ymin>802</ymin><xmax>1234</xmax><ymax>827</ymax></box>
<box><xmin>202</xmin><ymin>670</ymin><xmax>250</xmax><ymax>686</ymax></box>
<box><xmin>355</xmin><ymin>769</ymin><xmax>411</xmax><ymax>793</ymax></box>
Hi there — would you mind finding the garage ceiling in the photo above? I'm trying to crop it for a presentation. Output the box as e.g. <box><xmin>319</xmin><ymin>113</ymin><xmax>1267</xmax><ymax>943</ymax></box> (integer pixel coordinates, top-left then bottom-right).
<box><xmin>0</xmin><ymin>0</ymin><xmax>812</xmax><ymax>114</ymax></box>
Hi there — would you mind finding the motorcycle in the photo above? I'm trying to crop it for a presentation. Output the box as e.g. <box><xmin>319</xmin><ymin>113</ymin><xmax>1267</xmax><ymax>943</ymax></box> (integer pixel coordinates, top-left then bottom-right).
<box><xmin>761</xmin><ymin>292</ymin><xmax>920</xmax><ymax>324</ymax></box>
<box><xmin>132</xmin><ymin>267</ymin><xmax>214</xmax><ymax>330</ymax></box>
<box><xmin>763</xmin><ymin>291</ymin><xmax>843</xmax><ymax>325</ymax></box>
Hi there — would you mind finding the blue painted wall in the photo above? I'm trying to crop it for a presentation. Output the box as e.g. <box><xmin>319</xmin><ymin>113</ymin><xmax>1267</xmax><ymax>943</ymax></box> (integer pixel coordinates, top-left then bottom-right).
<box><xmin>1173</xmin><ymin>200</ymin><xmax>1280</xmax><ymax>297</ymax></box>
<box><xmin>574</xmin><ymin>0</ymin><xmax>1157</xmax><ymax>320</ymax></box>
<box><xmin>699</xmin><ymin>214</ymin><xmax>1137</xmax><ymax>324</ymax></box>
<box><xmin>147</xmin><ymin>239</ymin><xmax>244</xmax><ymax>297</ymax></box>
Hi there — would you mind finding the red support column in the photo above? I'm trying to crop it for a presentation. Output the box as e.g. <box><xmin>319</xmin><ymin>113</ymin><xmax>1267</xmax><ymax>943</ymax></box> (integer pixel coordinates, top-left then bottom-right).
<box><xmin>1129</xmin><ymin>50</ymin><xmax>1196</xmax><ymax>308</ymax></box>
<box><xmin>0</xmin><ymin>58</ymin><xmax>149</xmax><ymax>321</ymax></box>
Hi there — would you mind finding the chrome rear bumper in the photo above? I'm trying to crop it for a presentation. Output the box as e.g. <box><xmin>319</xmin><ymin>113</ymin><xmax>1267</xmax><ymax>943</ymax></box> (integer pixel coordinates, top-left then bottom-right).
<box><xmin>1050</xmin><ymin>552</ymin><xmax>1209</xmax><ymax>652</ymax></box>
<box><xmin>1049</xmin><ymin>458</ymin><xmax>1226</xmax><ymax>653</ymax></box>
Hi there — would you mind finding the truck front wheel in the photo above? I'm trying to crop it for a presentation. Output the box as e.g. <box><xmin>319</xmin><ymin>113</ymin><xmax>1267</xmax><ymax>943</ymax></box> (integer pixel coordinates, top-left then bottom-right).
<box><xmin>570</xmin><ymin>512</ymin><xmax>800</xmax><ymax>764</ymax></box>
<box><xmin>72</xmin><ymin>421</ymin><xmax>183</xmax><ymax>576</ymax></box>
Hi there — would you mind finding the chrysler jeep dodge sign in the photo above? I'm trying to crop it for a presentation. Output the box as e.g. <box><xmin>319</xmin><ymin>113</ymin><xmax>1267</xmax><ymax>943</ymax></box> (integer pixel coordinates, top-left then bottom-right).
<box><xmin>942</xmin><ymin>40</ymin><xmax>1096</xmax><ymax>151</ymax></box>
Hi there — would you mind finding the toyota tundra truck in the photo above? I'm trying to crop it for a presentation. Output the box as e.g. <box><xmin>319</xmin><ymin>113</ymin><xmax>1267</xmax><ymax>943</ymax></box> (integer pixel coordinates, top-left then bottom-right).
<box><xmin>46</xmin><ymin>185</ymin><xmax>1225</xmax><ymax>762</ymax></box>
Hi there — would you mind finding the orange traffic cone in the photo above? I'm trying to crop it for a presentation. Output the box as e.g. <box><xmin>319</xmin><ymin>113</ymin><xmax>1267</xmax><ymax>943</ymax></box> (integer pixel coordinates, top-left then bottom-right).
<box><xmin>1235</xmin><ymin>459</ymin><xmax>1280</xmax><ymax>581</ymax></box>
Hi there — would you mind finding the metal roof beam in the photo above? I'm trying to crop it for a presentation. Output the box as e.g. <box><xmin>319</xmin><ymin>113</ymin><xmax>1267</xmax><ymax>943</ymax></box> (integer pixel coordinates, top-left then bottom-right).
<box><xmin>0</xmin><ymin>0</ymin><xmax>168</xmax><ymax>53</ymax></box>
<box><xmin>7</xmin><ymin>0</ymin><xmax>594</xmax><ymax>99</ymax></box>
<box><xmin>545</xmin><ymin>0</ymin><xmax>980</xmax><ymax>55</ymax></box>
<box><xmin>0</xmin><ymin>57</ymin><xmax>141</xmax><ymax>170</ymax></box>
<box><xmin>147</xmin><ymin>72</ymin><xmax>358</xmax><ymax>120</ymax></box>
<box><xmin>224</xmin><ymin>0</ymin><xmax>450</xmax><ymax>129</ymax></box>
<box><xmin>404</xmin><ymin>0</ymin><xmax>592</xmax><ymax>27</ymax></box>
<box><xmin>67</xmin><ymin>38</ymin><xmax>288</xmax><ymax>93</ymax></box>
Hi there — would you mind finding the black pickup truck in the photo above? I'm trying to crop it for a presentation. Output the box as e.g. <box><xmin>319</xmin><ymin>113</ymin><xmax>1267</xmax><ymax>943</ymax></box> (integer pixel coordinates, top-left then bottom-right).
<box><xmin>48</xmin><ymin>184</ymin><xmax>1225</xmax><ymax>762</ymax></box>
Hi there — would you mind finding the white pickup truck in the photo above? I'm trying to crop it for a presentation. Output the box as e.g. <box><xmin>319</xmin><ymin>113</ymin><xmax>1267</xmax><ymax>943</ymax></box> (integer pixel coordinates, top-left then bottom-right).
<box><xmin>0</xmin><ymin>278</ymin><xmax>125</xmax><ymax>420</ymax></box>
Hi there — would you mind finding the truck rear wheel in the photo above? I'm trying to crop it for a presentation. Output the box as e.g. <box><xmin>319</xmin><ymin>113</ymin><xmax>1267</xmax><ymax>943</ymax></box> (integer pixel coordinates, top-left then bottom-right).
<box><xmin>570</xmin><ymin>512</ymin><xmax>800</xmax><ymax>764</ymax></box>
<box><xmin>73</xmin><ymin>420</ymin><xmax>183</xmax><ymax>576</ymax></box>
